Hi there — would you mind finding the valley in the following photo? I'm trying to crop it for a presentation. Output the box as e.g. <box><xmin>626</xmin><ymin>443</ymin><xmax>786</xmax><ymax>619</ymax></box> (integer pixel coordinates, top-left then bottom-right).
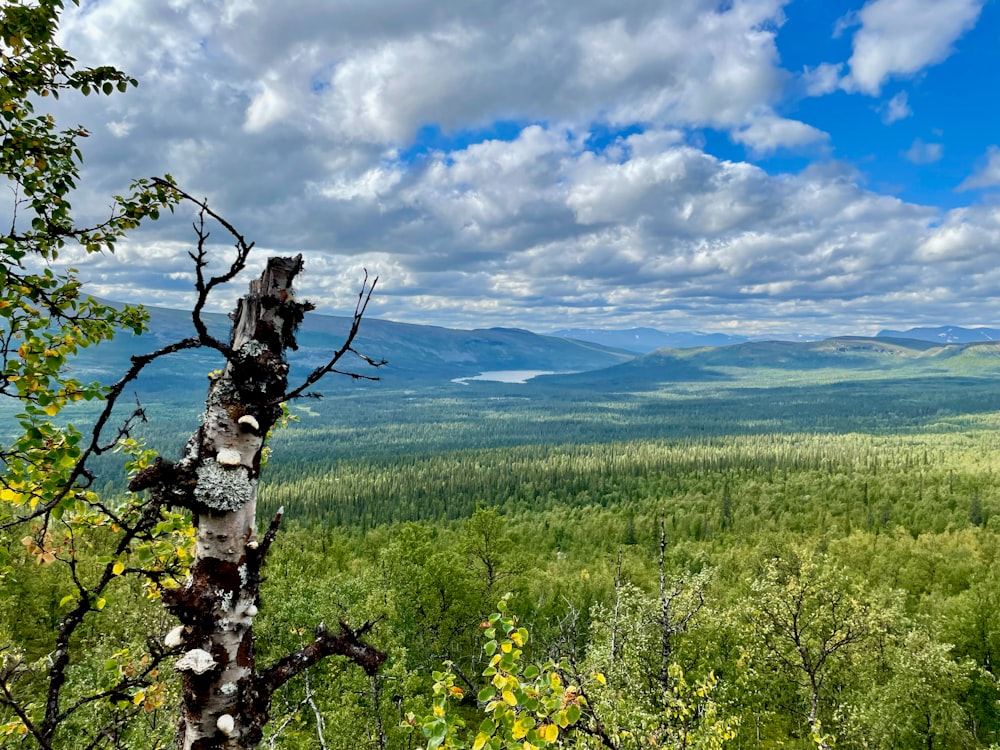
<box><xmin>8</xmin><ymin>307</ymin><xmax>1000</xmax><ymax>748</ymax></box>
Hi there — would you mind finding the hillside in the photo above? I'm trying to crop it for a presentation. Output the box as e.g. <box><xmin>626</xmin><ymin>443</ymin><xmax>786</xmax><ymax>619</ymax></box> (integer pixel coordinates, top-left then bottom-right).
<box><xmin>877</xmin><ymin>325</ymin><xmax>1000</xmax><ymax>343</ymax></box>
<box><xmin>65</xmin><ymin>304</ymin><xmax>634</xmax><ymax>397</ymax></box>
<box><xmin>540</xmin><ymin>336</ymin><xmax>1000</xmax><ymax>390</ymax></box>
<box><xmin>548</xmin><ymin>326</ymin><xmax>748</xmax><ymax>353</ymax></box>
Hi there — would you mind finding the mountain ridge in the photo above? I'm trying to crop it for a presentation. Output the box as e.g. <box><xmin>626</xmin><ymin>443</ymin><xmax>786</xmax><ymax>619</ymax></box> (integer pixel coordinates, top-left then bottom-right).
<box><xmin>875</xmin><ymin>325</ymin><xmax>1000</xmax><ymax>344</ymax></box>
<box><xmin>65</xmin><ymin>300</ymin><xmax>1000</xmax><ymax>394</ymax></box>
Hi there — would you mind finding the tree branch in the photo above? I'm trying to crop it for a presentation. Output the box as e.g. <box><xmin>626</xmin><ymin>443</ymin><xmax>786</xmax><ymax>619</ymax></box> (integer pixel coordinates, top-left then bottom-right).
<box><xmin>280</xmin><ymin>271</ymin><xmax>384</xmax><ymax>402</ymax></box>
<box><xmin>256</xmin><ymin>620</ymin><xmax>387</xmax><ymax>703</ymax></box>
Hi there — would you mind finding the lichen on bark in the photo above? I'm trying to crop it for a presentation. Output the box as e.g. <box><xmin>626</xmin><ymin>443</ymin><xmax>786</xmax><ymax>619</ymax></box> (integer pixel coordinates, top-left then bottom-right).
<box><xmin>195</xmin><ymin>461</ymin><xmax>255</xmax><ymax>512</ymax></box>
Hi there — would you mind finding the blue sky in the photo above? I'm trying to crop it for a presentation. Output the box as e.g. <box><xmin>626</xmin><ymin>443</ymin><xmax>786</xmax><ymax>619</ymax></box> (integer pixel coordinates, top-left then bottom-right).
<box><xmin>36</xmin><ymin>0</ymin><xmax>1000</xmax><ymax>336</ymax></box>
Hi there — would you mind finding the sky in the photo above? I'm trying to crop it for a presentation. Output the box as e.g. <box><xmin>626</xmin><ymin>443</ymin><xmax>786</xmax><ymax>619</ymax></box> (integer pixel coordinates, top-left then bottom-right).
<box><xmin>36</xmin><ymin>0</ymin><xmax>1000</xmax><ymax>336</ymax></box>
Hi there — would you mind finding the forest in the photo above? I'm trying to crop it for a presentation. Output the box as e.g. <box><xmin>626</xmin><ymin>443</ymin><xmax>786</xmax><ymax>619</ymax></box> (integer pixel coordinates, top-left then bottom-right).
<box><xmin>7</xmin><ymin>367</ymin><xmax>1000</xmax><ymax>748</ymax></box>
<box><xmin>6</xmin><ymin>2</ymin><xmax>1000</xmax><ymax>749</ymax></box>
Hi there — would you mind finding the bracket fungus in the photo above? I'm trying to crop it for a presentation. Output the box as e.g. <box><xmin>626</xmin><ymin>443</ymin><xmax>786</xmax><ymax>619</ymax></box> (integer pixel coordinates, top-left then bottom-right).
<box><xmin>175</xmin><ymin>648</ymin><xmax>217</xmax><ymax>675</ymax></box>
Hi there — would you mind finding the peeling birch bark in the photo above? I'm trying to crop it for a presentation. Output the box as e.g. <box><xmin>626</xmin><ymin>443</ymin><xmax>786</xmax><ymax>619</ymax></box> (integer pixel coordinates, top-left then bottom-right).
<box><xmin>130</xmin><ymin>257</ymin><xmax>386</xmax><ymax>750</ymax></box>
<box><xmin>166</xmin><ymin>256</ymin><xmax>303</xmax><ymax>750</ymax></box>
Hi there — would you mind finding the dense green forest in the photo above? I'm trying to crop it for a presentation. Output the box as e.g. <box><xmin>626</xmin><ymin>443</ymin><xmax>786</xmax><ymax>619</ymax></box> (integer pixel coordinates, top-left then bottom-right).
<box><xmin>7</xmin><ymin>359</ymin><xmax>1000</xmax><ymax>748</ymax></box>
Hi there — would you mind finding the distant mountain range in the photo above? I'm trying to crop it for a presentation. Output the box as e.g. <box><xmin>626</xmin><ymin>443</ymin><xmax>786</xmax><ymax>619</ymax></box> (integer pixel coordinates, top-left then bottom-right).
<box><xmin>58</xmin><ymin>302</ymin><xmax>1000</xmax><ymax>400</ymax></box>
<box><xmin>69</xmin><ymin>305</ymin><xmax>634</xmax><ymax>395</ymax></box>
<box><xmin>549</xmin><ymin>327</ymin><xmax>748</xmax><ymax>353</ymax></box>
<box><xmin>542</xmin><ymin>335</ymin><xmax>1000</xmax><ymax>390</ymax></box>
<box><xmin>552</xmin><ymin>325</ymin><xmax>1000</xmax><ymax>354</ymax></box>
<box><xmin>875</xmin><ymin>326</ymin><xmax>1000</xmax><ymax>344</ymax></box>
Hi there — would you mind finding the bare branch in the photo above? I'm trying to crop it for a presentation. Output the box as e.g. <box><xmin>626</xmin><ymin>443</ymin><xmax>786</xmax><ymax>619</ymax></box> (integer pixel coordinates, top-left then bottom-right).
<box><xmin>281</xmin><ymin>272</ymin><xmax>385</xmax><ymax>402</ymax></box>
<box><xmin>256</xmin><ymin>620</ymin><xmax>387</xmax><ymax>702</ymax></box>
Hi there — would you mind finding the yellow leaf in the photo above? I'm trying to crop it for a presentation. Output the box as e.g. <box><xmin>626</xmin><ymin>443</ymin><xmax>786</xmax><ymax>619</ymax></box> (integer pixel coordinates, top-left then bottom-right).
<box><xmin>43</xmin><ymin>403</ymin><xmax>59</xmax><ymax>417</ymax></box>
<box><xmin>501</xmin><ymin>642</ymin><xmax>513</xmax><ymax>653</ymax></box>
<box><xmin>0</xmin><ymin>488</ymin><xmax>20</xmax><ymax>504</ymax></box>
<box><xmin>95</xmin><ymin>597</ymin><xmax>106</xmax><ymax>611</ymax></box>
<box><xmin>112</xmin><ymin>561</ymin><xmax>125</xmax><ymax>576</ymax></box>
<box><xmin>512</xmin><ymin>718</ymin><xmax>528</xmax><ymax>740</ymax></box>
<box><xmin>542</xmin><ymin>724</ymin><xmax>559</xmax><ymax>743</ymax></box>
<box><xmin>503</xmin><ymin>689</ymin><xmax>517</xmax><ymax>706</ymax></box>
<box><xmin>132</xmin><ymin>691</ymin><xmax>145</xmax><ymax>705</ymax></box>
<box><xmin>472</xmin><ymin>732</ymin><xmax>490</xmax><ymax>750</ymax></box>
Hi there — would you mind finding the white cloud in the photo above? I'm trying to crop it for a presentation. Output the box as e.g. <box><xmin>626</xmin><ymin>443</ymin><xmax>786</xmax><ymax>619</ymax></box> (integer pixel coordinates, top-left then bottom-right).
<box><xmin>904</xmin><ymin>138</ymin><xmax>943</xmax><ymax>164</ymax></box>
<box><xmin>957</xmin><ymin>146</ymin><xmax>1000</xmax><ymax>191</ymax></box>
<box><xmin>915</xmin><ymin>210</ymin><xmax>1000</xmax><ymax>262</ymax></box>
<box><xmin>84</xmin><ymin>0</ymin><xmax>790</xmax><ymax>147</ymax></box>
<box><xmin>841</xmin><ymin>0</ymin><xmax>985</xmax><ymax>95</ymax></box>
<box><xmin>315</xmin><ymin>166</ymin><xmax>403</xmax><ymax>201</ymax></box>
<box><xmin>107</xmin><ymin>119</ymin><xmax>133</xmax><ymax>138</ymax></box>
<box><xmin>23</xmin><ymin>0</ymin><xmax>998</xmax><ymax>334</ymax></box>
<box><xmin>881</xmin><ymin>92</ymin><xmax>912</xmax><ymax>124</ymax></box>
<box><xmin>801</xmin><ymin>62</ymin><xmax>843</xmax><ymax>96</ymax></box>
<box><xmin>732</xmin><ymin>114</ymin><xmax>829</xmax><ymax>154</ymax></box>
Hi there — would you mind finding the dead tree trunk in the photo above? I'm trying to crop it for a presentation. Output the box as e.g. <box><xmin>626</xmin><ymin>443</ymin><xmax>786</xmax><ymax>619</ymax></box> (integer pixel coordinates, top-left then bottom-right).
<box><xmin>130</xmin><ymin>256</ymin><xmax>385</xmax><ymax>750</ymax></box>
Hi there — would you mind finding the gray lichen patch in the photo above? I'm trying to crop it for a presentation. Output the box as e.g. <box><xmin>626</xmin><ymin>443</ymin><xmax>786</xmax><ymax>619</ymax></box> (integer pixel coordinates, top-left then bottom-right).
<box><xmin>238</xmin><ymin>340</ymin><xmax>268</xmax><ymax>358</ymax></box>
<box><xmin>206</xmin><ymin>378</ymin><xmax>238</xmax><ymax>409</ymax></box>
<box><xmin>195</xmin><ymin>460</ymin><xmax>256</xmax><ymax>512</ymax></box>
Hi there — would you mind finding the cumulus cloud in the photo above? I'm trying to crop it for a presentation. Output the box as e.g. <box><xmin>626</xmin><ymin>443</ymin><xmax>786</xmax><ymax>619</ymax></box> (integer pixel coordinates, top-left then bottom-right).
<box><xmin>915</xmin><ymin>208</ymin><xmax>1000</xmax><ymax>262</ymax></box>
<box><xmin>957</xmin><ymin>146</ymin><xmax>1000</xmax><ymax>191</ymax></box>
<box><xmin>731</xmin><ymin>114</ymin><xmax>829</xmax><ymax>154</ymax></box>
<box><xmin>840</xmin><ymin>0</ymin><xmax>985</xmax><ymax>95</ymax></box>
<box><xmin>16</xmin><ymin>0</ymin><xmax>993</xmax><ymax>334</ymax></box>
<box><xmin>880</xmin><ymin>92</ymin><xmax>912</xmax><ymax>124</ymax></box>
<box><xmin>801</xmin><ymin>63</ymin><xmax>843</xmax><ymax>96</ymax></box>
<box><xmin>904</xmin><ymin>138</ymin><xmax>943</xmax><ymax>164</ymax></box>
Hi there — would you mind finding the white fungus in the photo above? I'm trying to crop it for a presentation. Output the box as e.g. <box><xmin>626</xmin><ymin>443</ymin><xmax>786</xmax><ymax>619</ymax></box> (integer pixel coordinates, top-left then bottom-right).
<box><xmin>164</xmin><ymin>625</ymin><xmax>184</xmax><ymax>648</ymax></box>
<box><xmin>217</xmin><ymin>713</ymin><xmax>235</xmax><ymax>736</ymax></box>
<box><xmin>216</xmin><ymin>449</ymin><xmax>242</xmax><ymax>467</ymax></box>
<box><xmin>175</xmin><ymin>649</ymin><xmax>216</xmax><ymax>675</ymax></box>
<box><xmin>237</xmin><ymin>415</ymin><xmax>260</xmax><ymax>433</ymax></box>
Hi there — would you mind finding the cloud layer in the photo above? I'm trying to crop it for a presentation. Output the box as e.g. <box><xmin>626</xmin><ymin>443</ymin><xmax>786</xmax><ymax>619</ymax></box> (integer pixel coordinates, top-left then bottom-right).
<box><xmin>23</xmin><ymin>0</ymin><xmax>997</xmax><ymax>335</ymax></box>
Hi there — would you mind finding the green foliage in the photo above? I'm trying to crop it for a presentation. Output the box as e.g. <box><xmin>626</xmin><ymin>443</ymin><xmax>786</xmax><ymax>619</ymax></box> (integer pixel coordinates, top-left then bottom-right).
<box><xmin>845</xmin><ymin>629</ymin><xmax>979</xmax><ymax>749</ymax></box>
<box><xmin>412</xmin><ymin>596</ymin><xmax>592</xmax><ymax>750</ymax></box>
<box><xmin>581</xmin><ymin>580</ymin><xmax>738</xmax><ymax>750</ymax></box>
<box><xmin>2</xmin><ymin>12</ymin><xmax>1000</xmax><ymax>743</ymax></box>
<box><xmin>740</xmin><ymin>547</ymin><xmax>893</xmax><ymax>744</ymax></box>
<box><xmin>0</xmin><ymin>3</ymin><xmax>185</xmax><ymax>745</ymax></box>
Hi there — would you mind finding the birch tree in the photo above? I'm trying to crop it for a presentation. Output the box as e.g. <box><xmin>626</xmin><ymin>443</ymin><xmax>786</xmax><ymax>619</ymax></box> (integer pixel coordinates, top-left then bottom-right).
<box><xmin>0</xmin><ymin>3</ymin><xmax>386</xmax><ymax>747</ymax></box>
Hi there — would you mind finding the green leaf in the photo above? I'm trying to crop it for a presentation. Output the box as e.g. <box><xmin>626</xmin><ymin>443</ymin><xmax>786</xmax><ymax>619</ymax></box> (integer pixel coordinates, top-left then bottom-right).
<box><xmin>425</xmin><ymin>720</ymin><xmax>447</xmax><ymax>750</ymax></box>
<box><xmin>565</xmin><ymin>703</ymin><xmax>581</xmax><ymax>725</ymax></box>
